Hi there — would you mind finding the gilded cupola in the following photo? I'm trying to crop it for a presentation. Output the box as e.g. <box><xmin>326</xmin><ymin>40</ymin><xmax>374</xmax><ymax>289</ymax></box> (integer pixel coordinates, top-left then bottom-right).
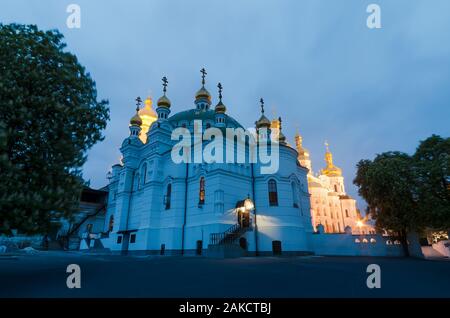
<box><xmin>321</xmin><ymin>141</ymin><xmax>342</xmax><ymax>177</ymax></box>
<box><xmin>195</xmin><ymin>68</ymin><xmax>212</xmax><ymax>107</ymax></box>
<box><xmin>157</xmin><ymin>76</ymin><xmax>171</xmax><ymax>108</ymax></box>
<box><xmin>215</xmin><ymin>82</ymin><xmax>226</xmax><ymax>114</ymax></box>
<box><xmin>255</xmin><ymin>98</ymin><xmax>271</xmax><ymax>129</ymax></box>
<box><xmin>130</xmin><ymin>97</ymin><xmax>143</xmax><ymax>127</ymax></box>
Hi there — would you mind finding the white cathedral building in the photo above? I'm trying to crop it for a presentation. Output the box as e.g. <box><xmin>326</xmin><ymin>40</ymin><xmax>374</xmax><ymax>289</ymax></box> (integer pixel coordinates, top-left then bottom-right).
<box><xmin>101</xmin><ymin>70</ymin><xmax>368</xmax><ymax>256</ymax></box>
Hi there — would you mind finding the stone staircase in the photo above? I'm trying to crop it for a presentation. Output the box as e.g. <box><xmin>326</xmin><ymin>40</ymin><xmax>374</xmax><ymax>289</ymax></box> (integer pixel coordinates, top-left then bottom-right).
<box><xmin>207</xmin><ymin>223</ymin><xmax>251</xmax><ymax>258</ymax></box>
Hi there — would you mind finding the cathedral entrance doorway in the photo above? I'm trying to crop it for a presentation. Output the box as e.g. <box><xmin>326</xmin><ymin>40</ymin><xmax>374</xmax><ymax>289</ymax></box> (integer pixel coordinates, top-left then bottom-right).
<box><xmin>238</xmin><ymin>211</ymin><xmax>250</xmax><ymax>228</ymax></box>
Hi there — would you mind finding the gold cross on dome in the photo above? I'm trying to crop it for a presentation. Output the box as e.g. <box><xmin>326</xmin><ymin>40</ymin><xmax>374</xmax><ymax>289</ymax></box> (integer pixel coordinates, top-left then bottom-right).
<box><xmin>135</xmin><ymin>96</ymin><xmax>142</xmax><ymax>111</ymax></box>
<box><xmin>162</xmin><ymin>76</ymin><xmax>168</xmax><ymax>94</ymax></box>
<box><xmin>217</xmin><ymin>82</ymin><xmax>223</xmax><ymax>101</ymax></box>
<box><xmin>200</xmin><ymin>68</ymin><xmax>207</xmax><ymax>86</ymax></box>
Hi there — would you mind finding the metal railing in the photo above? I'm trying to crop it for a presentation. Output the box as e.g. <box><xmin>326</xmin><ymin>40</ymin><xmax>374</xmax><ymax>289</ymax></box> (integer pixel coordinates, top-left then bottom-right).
<box><xmin>209</xmin><ymin>221</ymin><xmax>251</xmax><ymax>245</ymax></box>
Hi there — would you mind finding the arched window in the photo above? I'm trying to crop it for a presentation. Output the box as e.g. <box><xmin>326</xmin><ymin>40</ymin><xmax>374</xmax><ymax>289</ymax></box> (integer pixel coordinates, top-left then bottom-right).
<box><xmin>199</xmin><ymin>177</ymin><xmax>205</xmax><ymax>205</ymax></box>
<box><xmin>291</xmin><ymin>182</ymin><xmax>298</xmax><ymax>208</ymax></box>
<box><xmin>334</xmin><ymin>184</ymin><xmax>338</xmax><ymax>192</ymax></box>
<box><xmin>268</xmin><ymin>179</ymin><xmax>278</xmax><ymax>206</ymax></box>
<box><xmin>108</xmin><ymin>215</ymin><xmax>114</xmax><ymax>232</ymax></box>
<box><xmin>165</xmin><ymin>184</ymin><xmax>172</xmax><ymax>210</ymax></box>
<box><xmin>142</xmin><ymin>163</ymin><xmax>147</xmax><ymax>184</ymax></box>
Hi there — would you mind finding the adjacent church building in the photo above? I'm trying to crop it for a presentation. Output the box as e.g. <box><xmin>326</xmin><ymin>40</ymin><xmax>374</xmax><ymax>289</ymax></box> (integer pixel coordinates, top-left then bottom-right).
<box><xmin>101</xmin><ymin>70</ymin><xmax>369</xmax><ymax>255</ymax></box>
<box><xmin>295</xmin><ymin>135</ymin><xmax>374</xmax><ymax>235</ymax></box>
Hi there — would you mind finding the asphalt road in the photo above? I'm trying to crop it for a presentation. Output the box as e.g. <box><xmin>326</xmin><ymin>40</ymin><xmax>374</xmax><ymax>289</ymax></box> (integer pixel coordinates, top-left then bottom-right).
<box><xmin>0</xmin><ymin>252</ymin><xmax>449</xmax><ymax>298</ymax></box>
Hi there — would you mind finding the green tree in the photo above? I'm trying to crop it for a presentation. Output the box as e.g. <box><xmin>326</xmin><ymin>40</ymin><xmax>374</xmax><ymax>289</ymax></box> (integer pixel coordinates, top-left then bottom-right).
<box><xmin>0</xmin><ymin>24</ymin><xmax>109</xmax><ymax>235</ymax></box>
<box><xmin>413</xmin><ymin>135</ymin><xmax>450</xmax><ymax>230</ymax></box>
<box><xmin>354</xmin><ymin>152</ymin><xmax>419</xmax><ymax>256</ymax></box>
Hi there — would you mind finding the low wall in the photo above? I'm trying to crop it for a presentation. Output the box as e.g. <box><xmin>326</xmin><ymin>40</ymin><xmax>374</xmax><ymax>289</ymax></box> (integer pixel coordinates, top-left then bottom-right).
<box><xmin>312</xmin><ymin>232</ymin><xmax>406</xmax><ymax>257</ymax></box>
<box><xmin>0</xmin><ymin>234</ymin><xmax>44</xmax><ymax>251</ymax></box>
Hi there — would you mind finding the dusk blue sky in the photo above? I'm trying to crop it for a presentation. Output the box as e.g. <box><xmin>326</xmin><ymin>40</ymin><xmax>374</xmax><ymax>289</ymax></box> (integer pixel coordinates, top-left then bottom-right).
<box><xmin>1</xmin><ymin>0</ymin><xmax>449</xmax><ymax>210</ymax></box>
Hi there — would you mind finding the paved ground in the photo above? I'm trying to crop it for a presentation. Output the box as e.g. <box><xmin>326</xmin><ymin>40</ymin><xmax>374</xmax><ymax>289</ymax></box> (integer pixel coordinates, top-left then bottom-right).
<box><xmin>0</xmin><ymin>251</ymin><xmax>449</xmax><ymax>298</ymax></box>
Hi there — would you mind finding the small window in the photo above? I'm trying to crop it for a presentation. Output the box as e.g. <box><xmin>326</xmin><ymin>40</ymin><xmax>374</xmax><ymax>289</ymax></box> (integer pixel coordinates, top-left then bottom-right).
<box><xmin>334</xmin><ymin>184</ymin><xmax>338</xmax><ymax>192</ymax></box>
<box><xmin>108</xmin><ymin>215</ymin><xmax>114</xmax><ymax>232</ymax></box>
<box><xmin>165</xmin><ymin>184</ymin><xmax>172</xmax><ymax>210</ymax></box>
<box><xmin>291</xmin><ymin>182</ymin><xmax>298</xmax><ymax>208</ymax></box>
<box><xmin>130</xmin><ymin>234</ymin><xmax>136</xmax><ymax>243</ymax></box>
<box><xmin>199</xmin><ymin>177</ymin><xmax>205</xmax><ymax>205</ymax></box>
<box><xmin>268</xmin><ymin>179</ymin><xmax>278</xmax><ymax>206</ymax></box>
<box><xmin>345</xmin><ymin>209</ymin><xmax>349</xmax><ymax>217</ymax></box>
<box><xmin>117</xmin><ymin>236</ymin><xmax>122</xmax><ymax>244</ymax></box>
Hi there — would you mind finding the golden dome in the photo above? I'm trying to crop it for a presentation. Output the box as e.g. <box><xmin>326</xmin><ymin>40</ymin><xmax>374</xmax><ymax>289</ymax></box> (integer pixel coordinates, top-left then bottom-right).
<box><xmin>195</xmin><ymin>86</ymin><xmax>211</xmax><ymax>102</ymax></box>
<box><xmin>215</xmin><ymin>100</ymin><xmax>226</xmax><ymax>113</ymax></box>
<box><xmin>271</xmin><ymin>118</ymin><xmax>280</xmax><ymax>130</ymax></box>
<box><xmin>321</xmin><ymin>142</ymin><xmax>342</xmax><ymax>177</ymax></box>
<box><xmin>321</xmin><ymin>165</ymin><xmax>342</xmax><ymax>177</ymax></box>
<box><xmin>276</xmin><ymin>116</ymin><xmax>287</xmax><ymax>144</ymax></box>
<box><xmin>256</xmin><ymin>114</ymin><xmax>271</xmax><ymax>128</ymax></box>
<box><xmin>139</xmin><ymin>97</ymin><xmax>158</xmax><ymax>118</ymax></box>
<box><xmin>157</xmin><ymin>95</ymin><xmax>171</xmax><ymax>108</ymax></box>
<box><xmin>130</xmin><ymin>113</ymin><xmax>142</xmax><ymax>126</ymax></box>
<box><xmin>295</xmin><ymin>132</ymin><xmax>310</xmax><ymax>157</ymax></box>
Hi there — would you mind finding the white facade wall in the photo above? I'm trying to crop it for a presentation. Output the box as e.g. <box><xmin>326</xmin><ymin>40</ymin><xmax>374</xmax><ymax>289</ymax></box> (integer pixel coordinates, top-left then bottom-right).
<box><xmin>103</xmin><ymin>113</ymin><xmax>314</xmax><ymax>255</ymax></box>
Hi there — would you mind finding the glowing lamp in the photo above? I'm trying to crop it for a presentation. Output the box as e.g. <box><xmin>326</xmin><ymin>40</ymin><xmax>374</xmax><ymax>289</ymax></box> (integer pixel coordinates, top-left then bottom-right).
<box><xmin>244</xmin><ymin>198</ymin><xmax>254</xmax><ymax>211</ymax></box>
